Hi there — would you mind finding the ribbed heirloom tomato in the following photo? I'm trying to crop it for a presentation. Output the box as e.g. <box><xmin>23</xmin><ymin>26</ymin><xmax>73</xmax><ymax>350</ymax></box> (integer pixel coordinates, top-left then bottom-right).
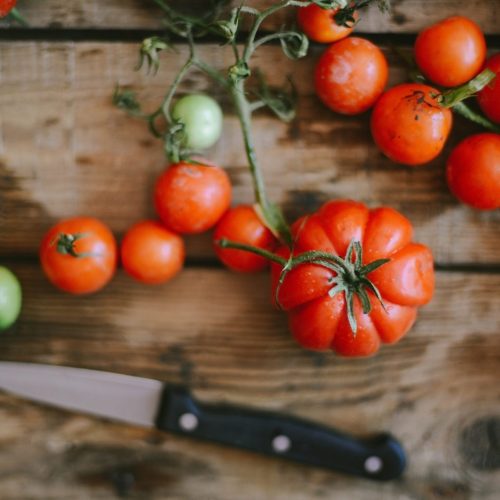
<box><xmin>371</xmin><ymin>83</ymin><xmax>453</xmax><ymax>166</ymax></box>
<box><xmin>154</xmin><ymin>161</ymin><xmax>231</xmax><ymax>234</ymax></box>
<box><xmin>315</xmin><ymin>37</ymin><xmax>388</xmax><ymax>115</ymax></box>
<box><xmin>213</xmin><ymin>205</ymin><xmax>277</xmax><ymax>272</ymax></box>
<box><xmin>40</xmin><ymin>217</ymin><xmax>117</xmax><ymax>294</ymax></box>
<box><xmin>297</xmin><ymin>4</ymin><xmax>357</xmax><ymax>44</ymax></box>
<box><xmin>414</xmin><ymin>16</ymin><xmax>486</xmax><ymax>87</ymax></box>
<box><xmin>271</xmin><ymin>200</ymin><xmax>434</xmax><ymax>357</ymax></box>
<box><xmin>121</xmin><ymin>220</ymin><xmax>185</xmax><ymax>284</ymax></box>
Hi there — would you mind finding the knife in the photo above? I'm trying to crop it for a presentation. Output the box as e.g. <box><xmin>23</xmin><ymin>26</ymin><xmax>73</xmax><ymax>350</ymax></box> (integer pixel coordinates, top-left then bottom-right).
<box><xmin>0</xmin><ymin>361</ymin><xmax>405</xmax><ymax>480</ymax></box>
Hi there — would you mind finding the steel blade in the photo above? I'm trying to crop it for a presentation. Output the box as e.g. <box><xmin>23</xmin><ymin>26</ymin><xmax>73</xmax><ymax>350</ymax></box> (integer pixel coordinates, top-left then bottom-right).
<box><xmin>0</xmin><ymin>362</ymin><xmax>163</xmax><ymax>427</ymax></box>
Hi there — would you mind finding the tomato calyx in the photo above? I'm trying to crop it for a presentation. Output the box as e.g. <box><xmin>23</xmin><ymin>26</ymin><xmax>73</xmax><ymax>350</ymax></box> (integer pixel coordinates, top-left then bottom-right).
<box><xmin>278</xmin><ymin>240</ymin><xmax>389</xmax><ymax>334</ymax></box>
<box><xmin>53</xmin><ymin>233</ymin><xmax>95</xmax><ymax>259</ymax></box>
<box><xmin>217</xmin><ymin>237</ymin><xmax>389</xmax><ymax>334</ymax></box>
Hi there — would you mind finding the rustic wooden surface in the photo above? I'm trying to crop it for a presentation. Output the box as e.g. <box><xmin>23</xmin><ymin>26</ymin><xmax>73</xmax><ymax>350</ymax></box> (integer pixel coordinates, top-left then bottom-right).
<box><xmin>1</xmin><ymin>0</ymin><xmax>499</xmax><ymax>34</ymax></box>
<box><xmin>0</xmin><ymin>1</ymin><xmax>499</xmax><ymax>499</ymax></box>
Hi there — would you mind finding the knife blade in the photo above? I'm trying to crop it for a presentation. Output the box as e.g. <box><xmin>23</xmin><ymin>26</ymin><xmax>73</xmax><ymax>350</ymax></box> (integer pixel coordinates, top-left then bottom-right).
<box><xmin>0</xmin><ymin>361</ymin><xmax>406</xmax><ymax>480</ymax></box>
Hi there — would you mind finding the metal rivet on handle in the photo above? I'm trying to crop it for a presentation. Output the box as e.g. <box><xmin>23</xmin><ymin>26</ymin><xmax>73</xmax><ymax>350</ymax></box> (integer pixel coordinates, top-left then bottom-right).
<box><xmin>272</xmin><ymin>434</ymin><xmax>291</xmax><ymax>453</ymax></box>
<box><xmin>364</xmin><ymin>455</ymin><xmax>383</xmax><ymax>474</ymax></box>
<box><xmin>178</xmin><ymin>413</ymin><xmax>199</xmax><ymax>432</ymax></box>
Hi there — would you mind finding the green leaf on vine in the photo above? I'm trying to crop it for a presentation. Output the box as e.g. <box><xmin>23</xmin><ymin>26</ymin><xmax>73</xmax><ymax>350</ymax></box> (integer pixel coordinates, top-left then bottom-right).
<box><xmin>112</xmin><ymin>86</ymin><xmax>142</xmax><ymax>116</ymax></box>
<box><xmin>211</xmin><ymin>5</ymin><xmax>241</xmax><ymax>44</ymax></box>
<box><xmin>137</xmin><ymin>36</ymin><xmax>171</xmax><ymax>74</ymax></box>
<box><xmin>255</xmin><ymin>71</ymin><xmax>297</xmax><ymax>123</ymax></box>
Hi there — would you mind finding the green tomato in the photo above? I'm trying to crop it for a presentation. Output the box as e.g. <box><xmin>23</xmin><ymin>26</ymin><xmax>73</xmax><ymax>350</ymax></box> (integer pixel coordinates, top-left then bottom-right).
<box><xmin>172</xmin><ymin>94</ymin><xmax>223</xmax><ymax>150</ymax></box>
<box><xmin>0</xmin><ymin>266</ymin><xmax>22</xmax><ymax>331</ymax></box>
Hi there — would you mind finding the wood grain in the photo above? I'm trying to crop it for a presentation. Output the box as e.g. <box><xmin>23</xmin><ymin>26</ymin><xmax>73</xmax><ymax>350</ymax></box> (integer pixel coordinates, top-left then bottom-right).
<box><xmin>0</xmin><ymin>264</ymin><xmax>499</xmax><ymax>499</ymax></box>
<box><xmin>0</xmin><ymin>42</ymin><xmax>499</xmax><ymax>264</ymax></box>
<box><xmin>2</xmin><ymin>0</ymin><xmax>500</xmax><ymax>35</ymax></box>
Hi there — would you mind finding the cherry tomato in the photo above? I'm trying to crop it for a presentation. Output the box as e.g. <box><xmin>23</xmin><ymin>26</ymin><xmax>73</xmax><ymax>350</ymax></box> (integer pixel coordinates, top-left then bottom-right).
<box><xmin>271</xmin><ymin>200</ymin><xmax>434</xmax><ymax>356</ymax></box>
<box><xmin>154</xmin><ymin>161</ymin><xmax>232</xmax><ymax>234</ymax></box>
<box><xmin>315</xmin><ymin>37</ymin><xmax>388</xmax><ymax>115</ymax></box>
<box><xmin>370</xmin><ymin>83</ymin><xmax>453</xmax><ymax>166</ymax></box>
<box><xmin>40</xmin><ymin>217</ymin><xmax>117</xmax><ymax>294</ymax></box>
<box><xmin>446</xmin><ymin>133</ymin><xmax>500</xmax><ymax>210</ymax></box>
<box><xmin>297</xmin><ymin>4</ymin><xmax>356</xmax><ymax>44</ymax></box>
<box><xmin>414</xmin><ymin>16</ymin><xmax>486</xmax><ymax>87</ymax></box>
<box><xmin>477</xmin><ymin>54</ymin><xmax>500</xmax><ymax>124</ymax></box>
<box><xmin>172</xmin><ymin>94</ymin><xmax>223</xmax><ymax>150</ymax></box>
<box><xmin>0</xmin><ymin>266</ymin><xmax>22</xmax><ymax>331</ymax></box>
<box><xmin>213</xmin><ymin>205</ymin><xmax>277</xmax><ymax>272</ymax></box>
<box><xmin>121</xmin><ymin>220</ymin><xmax>185</xmax><ymax>284</ymax></box>
<box><xmin>0</xmin><ymin>0</ymin><xmax>16</xmax><ymax>17</ymax></box>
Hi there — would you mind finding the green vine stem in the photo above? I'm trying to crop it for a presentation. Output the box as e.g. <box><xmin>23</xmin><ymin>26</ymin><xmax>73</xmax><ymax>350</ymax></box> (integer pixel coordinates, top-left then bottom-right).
<box><xmin>394</xmin><ymin>47</ymin><xmax>500</xmax><ymax>132</ymax></box>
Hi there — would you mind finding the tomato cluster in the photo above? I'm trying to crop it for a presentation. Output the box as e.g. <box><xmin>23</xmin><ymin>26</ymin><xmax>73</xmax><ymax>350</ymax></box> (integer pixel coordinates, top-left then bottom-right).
<box><xmin>299</xmin><ymin>8</ymin><xmax>500</xmax><ymax>211</ymax></box>
<box><xmin>39</xmin><ymin>91</ymin><xmax>280</xmax><ymax>297</ymax></box>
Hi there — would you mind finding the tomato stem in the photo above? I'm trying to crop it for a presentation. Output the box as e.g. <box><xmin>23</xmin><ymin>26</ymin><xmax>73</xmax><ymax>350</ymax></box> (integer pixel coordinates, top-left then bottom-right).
<box><xmin>437</xmin><ymin>68</ymin><xmax>496</xmax><ymax>108</ymax></box>
<box><xmin>53</xmin><ymin>233</ymin><xmax>96</xmax><ymax>259</ymax></box>
<box><xmin>395</xmin><ymin>48</ymin><xmax>500</xmax><ymax>133</ymax></box>
<box><xmin>216</xmin><ymin>238</ymin><xmax>287</xmax><ymax>266</ymax></box>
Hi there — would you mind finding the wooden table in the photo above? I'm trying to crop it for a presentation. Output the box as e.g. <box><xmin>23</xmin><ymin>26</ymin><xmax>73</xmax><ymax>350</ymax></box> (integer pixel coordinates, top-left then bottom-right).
<box><xmin>0</xmin><ymin>1</ymin><xmax>499</xmax><ymax>498</ymax></box>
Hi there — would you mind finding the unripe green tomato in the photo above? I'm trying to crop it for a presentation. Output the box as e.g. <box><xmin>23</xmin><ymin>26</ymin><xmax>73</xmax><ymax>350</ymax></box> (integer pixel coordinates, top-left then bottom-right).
<box><xmin>172</xmin><ymin>94</ymin><xmax>223</xmax><ymax>150</ymax></box>
<box><xmin>0</xmin><ymin>266</ymin><xmax>22</xmax><ymax>331</ymax></box>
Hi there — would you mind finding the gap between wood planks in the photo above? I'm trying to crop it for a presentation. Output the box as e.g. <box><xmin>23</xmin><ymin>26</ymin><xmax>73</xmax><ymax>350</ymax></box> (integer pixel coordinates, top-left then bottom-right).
<box><xmin>2</xmin><ymin>254</ymin><xmax>500</xmax><ymax>274</ymax></box>
<box><xmin>0</xmin><ymin>27</ymin><xmax>499</xmax><ymax>47</ymax></box>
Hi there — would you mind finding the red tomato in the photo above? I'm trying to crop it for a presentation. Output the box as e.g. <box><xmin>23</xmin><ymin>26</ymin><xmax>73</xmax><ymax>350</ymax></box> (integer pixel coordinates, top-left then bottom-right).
<box><xmin>370</xmin><ymin>83</ymin><xmax>453</xmax><ymax>166</ymax></box>
<box><xmin>0</xmin><ymin>0</ymin><xmax>16</xmax><ymax>17</ymax></box>
<box><xmin>40</xmin><ymin>217</ymin><xmax>117</xmax><ymax>294</ymax></box>
<box><xmin>213</xmin><ymin>205</ymin><xmax>277</xmax><ymax>272</ymax></box>
<box><xmin>315</xmin><ymin>37</ymin><xmax>388</xmax><ymax>115</ymax></box>
<box><xmin>446</xmin><ymin>133</ymin><xmax>500</xmax><ymax>210</ymax></box>
<box><xmin>297</xmin><ymin>4</ymin><xmax>356</xmax><ymax>44</ymax></box>
<box><xmin>271</xmin><ymin>200</ymin><xmax>434</xmax><ymax>357</ymax></box>
<box><xmin>477</xmin><ymin>54</ymin><xmax>500</xmax><ymax>124</ymax></box>
<box><xmin>414</xmin><ymin>16</ymin><xmax>486</xmax><ymax>87</ymax></box>
<box><xmin>121</xmin><ymin>220</ymin><xmax>185</xmax><ymax>284</ymax></box>
<box><xmin>154</xmin><ymin>161</ymin><xmax>232</xmax><ymax>234</ymax></box>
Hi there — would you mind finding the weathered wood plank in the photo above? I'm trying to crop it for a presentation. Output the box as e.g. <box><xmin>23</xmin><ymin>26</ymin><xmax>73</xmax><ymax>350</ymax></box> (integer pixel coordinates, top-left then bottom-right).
<box><xmin>3</xmin><ymin>0</ymin><xmax>500</xmax><ymax>35</ymax></box>
<box><xmin>0</xmin><ymin>42</ymin><xmax>499</xmax><ymax>264</ymax></box>
<box><xmin>0</xmin><ymin>264</ymin><xmax>498</xmax><ymax>498</ymax></box>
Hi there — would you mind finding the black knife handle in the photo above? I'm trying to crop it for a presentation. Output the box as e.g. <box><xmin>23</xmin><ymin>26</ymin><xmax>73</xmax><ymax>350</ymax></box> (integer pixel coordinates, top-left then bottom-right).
<box><xmin>155</xmin><ymin>386</ymin><xmax>406</xmax><ymax>481</ymax></box>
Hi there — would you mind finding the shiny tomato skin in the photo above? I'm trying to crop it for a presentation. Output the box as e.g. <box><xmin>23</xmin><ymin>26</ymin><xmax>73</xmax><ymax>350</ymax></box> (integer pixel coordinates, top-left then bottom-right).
<box><xmin>369</xmin><ymin>243</ymin><xmax>435</xmax><ymax>306</ymax></box>
<box><xmin>154</xmin><ymin>161</ymin><xmax>232</xmax><ymax>234</ymax></box>
<box><xmin>271</xmin><ymin>200</ymin><xmax>434</xmax><ymax>356</ymax></box>
<box><xmin>315</xmin><ymin>37</ymin><xmax>388</xmax><ymax>115</ymax></box>
<box><xmin>414</xmin><ymin>16</ymin><xmax>486</xmax><ymax>87</ymax></box>
<box><xmin>371</xmin><ymin>83</ymin><xmax>453</xmax><ymax>166</ymax></box>
<box><xmin>297</xmin><ymin>4</ymin><xmax>356</xmax><ymax>44</ymax></box>
<box><xmin>0</xmin><ymin>0</ymin><xmax>16</xmax><ymax>17</ymax></box>
<box><xmin>477</xmin><ymin>54</ymin><xmax>500</xmax><ymax>124</ymax></box>
<box><xmin>213</xmin><ymin>205</ymin><xmax>277</xmax><ymax>273</ymax></box>
<box><xmin>121</xmin><ymin>220</ymin><xmax>185</xmax><ymax>284</ymax></box>
<box><xmin>40</xmin><ymin>217</ymin><xmax>117</xmax><ymax>294</ymax></box>
<box><xmin>446</xmin><ymin>133</ymin><xmax>500</xmax><ymax>210</ymax></box>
